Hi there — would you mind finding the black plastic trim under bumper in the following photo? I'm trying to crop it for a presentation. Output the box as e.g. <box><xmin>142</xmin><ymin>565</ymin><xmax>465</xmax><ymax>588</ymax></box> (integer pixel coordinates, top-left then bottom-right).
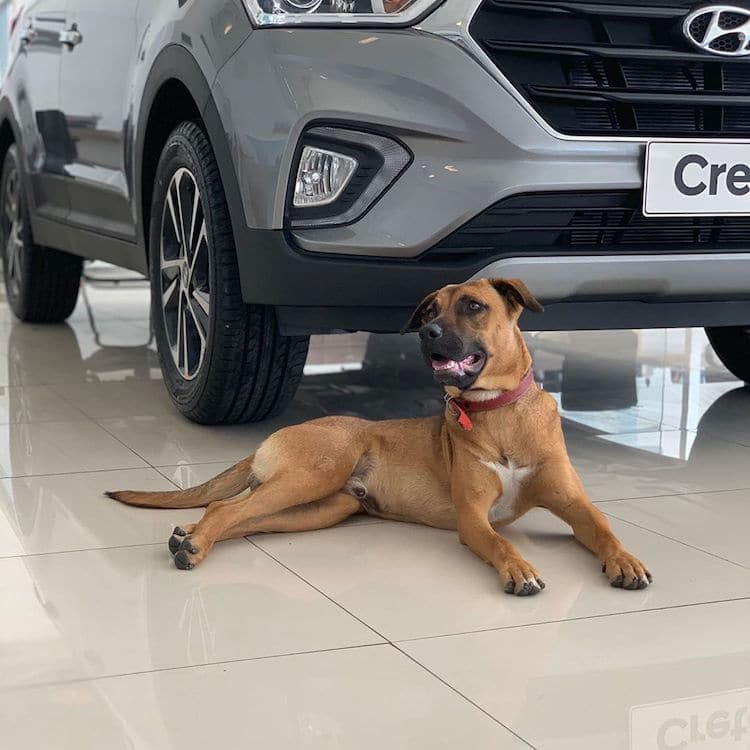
<box><xmin>236</xmin><ymin>228</ymin><xmax>481</xmax><ymax>309</ymax></box>
<box><xmin>236</xmin><ymin>229</ymin><xmax>750</xmax><ymax>335</ymax></box>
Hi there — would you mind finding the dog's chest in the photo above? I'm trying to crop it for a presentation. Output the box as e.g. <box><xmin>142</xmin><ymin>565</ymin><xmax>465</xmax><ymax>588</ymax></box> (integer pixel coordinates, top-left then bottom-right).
<box><xmin>481</xmin><ymin>458</ymin><xmax>533</xmax><ymax>523</ymax></box>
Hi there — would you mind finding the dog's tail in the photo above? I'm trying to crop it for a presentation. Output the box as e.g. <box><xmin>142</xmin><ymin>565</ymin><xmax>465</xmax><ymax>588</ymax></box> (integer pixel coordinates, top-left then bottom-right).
<box><xmin>105</xmin><ymin>455</ymin><xmax>257</xmax><ymax>509</ymax></box>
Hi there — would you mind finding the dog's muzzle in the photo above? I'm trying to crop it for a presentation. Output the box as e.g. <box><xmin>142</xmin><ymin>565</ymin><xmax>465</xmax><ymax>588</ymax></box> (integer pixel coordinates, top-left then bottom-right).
<box><xmin>419</xmin><ymin>322</ymin><xmax>486</xmax><ymax>387</ymax></box>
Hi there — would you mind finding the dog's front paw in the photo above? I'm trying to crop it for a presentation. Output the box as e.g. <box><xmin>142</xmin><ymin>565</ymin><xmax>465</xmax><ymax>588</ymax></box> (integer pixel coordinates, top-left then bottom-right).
<box><xmin>603</xmin><ymin>550</ymin><xmax>652</xmax><ymax>590</ymax></box>
<box><xmin>500</xmin><ymin>557</ymin><xmax>545</xmax><ymax>596</ymax></box>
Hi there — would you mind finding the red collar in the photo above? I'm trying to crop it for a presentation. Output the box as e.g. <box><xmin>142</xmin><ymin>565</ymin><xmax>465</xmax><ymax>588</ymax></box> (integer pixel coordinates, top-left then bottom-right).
<box><xmin>445</xmin><ymin>369</ymin><xmax>535</xmax><ymax>431</ymax></box>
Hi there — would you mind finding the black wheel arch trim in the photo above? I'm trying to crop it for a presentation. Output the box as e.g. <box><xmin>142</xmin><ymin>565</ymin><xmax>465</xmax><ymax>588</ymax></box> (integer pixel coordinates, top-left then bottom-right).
<box><xmin>133</xmin><ymin>44</ymin><xmax>246</xmax><ymax>273</ymax></box>
<box><xmin>0</xmin><ymin>100</ymin><xmax>37</xmax><ymax>229</ymax></box>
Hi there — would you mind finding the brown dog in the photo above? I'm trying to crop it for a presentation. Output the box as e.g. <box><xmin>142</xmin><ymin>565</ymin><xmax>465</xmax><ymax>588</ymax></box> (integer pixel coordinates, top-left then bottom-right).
<box><xmin>107</xmin><ymin>278</ymin><xmax>651</xmax><ymax>595</ymax></box>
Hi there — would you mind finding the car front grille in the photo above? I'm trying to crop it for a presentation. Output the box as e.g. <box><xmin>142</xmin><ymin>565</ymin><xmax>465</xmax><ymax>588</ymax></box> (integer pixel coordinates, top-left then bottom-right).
<box><xmin>469</xmin><ymin>0</ymin><xmax>750</xmax><ymax>137</ymax></box>
<box><xmin>425</xmin><ymin>191</ymin><xmax>750</xmax><ymax>260</ymax></box>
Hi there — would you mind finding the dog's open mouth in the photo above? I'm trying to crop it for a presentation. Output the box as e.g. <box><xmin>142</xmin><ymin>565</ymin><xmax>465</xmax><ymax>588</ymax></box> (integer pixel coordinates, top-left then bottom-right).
<box><xmin>430</xmin><ymin>352</ymin><xmax>486</xmax><ymax>376</ymax></box>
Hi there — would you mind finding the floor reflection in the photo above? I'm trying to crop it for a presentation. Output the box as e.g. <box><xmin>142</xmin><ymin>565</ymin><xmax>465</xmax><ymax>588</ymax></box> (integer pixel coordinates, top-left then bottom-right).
<box><xmin>3</xmin><ymin>270</ymin><xmax>750</xmax><ymax>750</ymax></box>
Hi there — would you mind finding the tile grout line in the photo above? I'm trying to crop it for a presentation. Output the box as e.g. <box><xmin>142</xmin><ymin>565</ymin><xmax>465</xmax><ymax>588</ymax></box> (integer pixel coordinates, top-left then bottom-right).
<box><xmin>35</xmin><ymin>382</ymin><xmax>171</xmax><ymax>486</ymax></box>
<box><xmin>46</xmin><ymin>383</ymin><xmax>105</xmax><ymax>423</ymax></box>
<box><xmin>577</xmin><ymin>424</ymin><xmax>750</xmax><ymax>455</ymax></box>
<box><xmin>248</xmin><ymin>537</ymin><xmax>541</xmax><ymax>748</ymax></box>
<box><xmin>392</xmin><ymin>643</ymin><xmax>538</xmax><ymax>750</ymax></box>
<box><xmin>0</xmin><ymin>539</ymin><xmax>167</xmax><ymax>560</ymax></box>
<box><xmin>395</xmin><ymin>594</ymin><xmax>750</xmax><ymax>645</ymax></box>
<box><xmin>602</xmin><ymin>510</ymin><xmax>750</xmax><ymax>570</ymax></box>
<box><xmin>0</xmin><ymin>519</ymin><xmax>382</xmax><ymax>560</ymax></box>
<box><xmin>248</xmin><ymin>537</ymin><xmax>538</xmax><ymax>746</ymax></box>
<box><xmin>151</xmin><ymin>461</ymin><xmax>248</xmax><ymax>488</ymax></box>
<box><xmin>87</xmin><ymin>418</ymin><xmax>184</xmax><ymax>491</ymax></box>
<box><xmin>0</xmin><ymin>642</ymin><xmax>386</xmax><ymax>694</ymax></box>
<box><xmin>594</xmin><ymin>484</ymin><xmax>750</xmax><ymax>504</ymax></box>
<box><xmin>680</xmin><ymin>426</ymin><xmax>750</xmax><ymax>451</ymax></box>
<box><xmin>0</xmin><ymin>465</ymin><xmax>182</xmax><ymax>481</ymax></box>
<box><xmin>247</xmin><ymin>537</ymin><xmax>389</xmax><ymax>643</ymax></box>
<box><xmin>153</xmin><ymin>465</ymin><xmax>185</xmax><ymax>486</ymax></box>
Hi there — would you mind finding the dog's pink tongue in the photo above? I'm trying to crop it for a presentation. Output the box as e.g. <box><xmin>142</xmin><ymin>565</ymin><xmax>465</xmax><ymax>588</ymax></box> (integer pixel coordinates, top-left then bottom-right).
<box><xmin>432</xmin><ymin>357</ymin><xmax>472</xmax><ymax>374</ymax></box>
<box><xmin>432</xmin><ymin>358</ymin><xmax>458</xmax><ymax>372</ymax></box>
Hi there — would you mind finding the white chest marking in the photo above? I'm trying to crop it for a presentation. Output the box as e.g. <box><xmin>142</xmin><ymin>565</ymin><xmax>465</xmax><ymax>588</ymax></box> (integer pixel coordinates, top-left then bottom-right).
<box><xmin>481</xmin><ymin>460</ymin><xmax>533</xmax><ymax>524</ymax></box>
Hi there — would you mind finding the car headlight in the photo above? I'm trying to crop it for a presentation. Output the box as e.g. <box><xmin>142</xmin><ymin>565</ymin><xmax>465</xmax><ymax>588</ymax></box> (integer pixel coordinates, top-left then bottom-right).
<box><xmin>244</xmin><ymin>0</ymin><xmax>443</xmax><ymax>27</ymax></box>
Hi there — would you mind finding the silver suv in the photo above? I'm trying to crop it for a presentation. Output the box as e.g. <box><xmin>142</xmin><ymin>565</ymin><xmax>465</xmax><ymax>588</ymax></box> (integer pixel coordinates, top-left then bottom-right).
<box><xmin>1</xmin><ymin>0</ymin><xmax>749</xmax><ymax>423</ymax></box>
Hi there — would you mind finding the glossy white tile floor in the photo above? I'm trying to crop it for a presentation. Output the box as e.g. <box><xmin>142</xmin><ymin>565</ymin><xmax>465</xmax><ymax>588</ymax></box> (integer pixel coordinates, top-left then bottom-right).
<box><xmin>2</xmin><ymin>271</ymin><xmax>750</xmax><ymax>749</ymax></box>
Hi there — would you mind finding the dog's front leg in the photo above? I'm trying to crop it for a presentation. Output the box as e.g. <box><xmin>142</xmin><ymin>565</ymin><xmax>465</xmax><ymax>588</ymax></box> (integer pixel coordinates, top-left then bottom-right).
<box><xmin>531</xmin><ymin>461</ymin><xmax>652</xmax><ymax>590</ymax></box>
<box><xmin>452</xmin><ymin>458</ymin><xmax>545</xmax><ymax>596</ymax></box>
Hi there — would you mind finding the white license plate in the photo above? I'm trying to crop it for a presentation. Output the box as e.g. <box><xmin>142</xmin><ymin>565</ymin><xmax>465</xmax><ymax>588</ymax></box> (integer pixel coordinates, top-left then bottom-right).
<box><xmin>643</xmin><ymin>141</ymin><xmax>750</xmax><ymax>216</ymax></box>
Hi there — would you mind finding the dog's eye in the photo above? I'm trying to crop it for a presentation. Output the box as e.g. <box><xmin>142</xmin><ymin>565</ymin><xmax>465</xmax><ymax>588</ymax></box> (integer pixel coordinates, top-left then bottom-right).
<box><xmin>467</xmin><ymin>301</ymin><xmax>484</xmax><ymax>313</ymax></box>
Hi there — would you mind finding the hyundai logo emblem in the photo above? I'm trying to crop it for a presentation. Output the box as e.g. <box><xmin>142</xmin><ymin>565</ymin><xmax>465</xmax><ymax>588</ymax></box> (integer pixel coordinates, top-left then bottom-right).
<box><xmin>683</xmin><ymin>5</ymin><xmax>750</xmax><ymax>56</ymax></box>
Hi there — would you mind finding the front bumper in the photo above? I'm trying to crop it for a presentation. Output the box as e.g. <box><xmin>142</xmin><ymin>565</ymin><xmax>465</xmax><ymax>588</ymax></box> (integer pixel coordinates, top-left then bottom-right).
<box><xmin>212</xmin><ymin>5</ymin><xmax>750</xmax><ymax>333</ymax></box>
<box><xmin>237</xmin><ymin>229</ymin><xmax>750</xmax><ymax>334</ymax></box>
<box><xmin>212</xmin><ymin>21</ymin><xmax>643</xmax><ymax>257</ymax></box>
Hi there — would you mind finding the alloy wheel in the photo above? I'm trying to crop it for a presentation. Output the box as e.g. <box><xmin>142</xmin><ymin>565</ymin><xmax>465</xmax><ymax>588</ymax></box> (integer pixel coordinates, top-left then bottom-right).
<box><xmin>159</xmin><ymin>168</ymin><xmax>211</xmax><ymax>381</ymax></box>
<box><xmin>3</xmin><ymin>166</ymin><xmax>23</xmax><ymax>299</ymax></box>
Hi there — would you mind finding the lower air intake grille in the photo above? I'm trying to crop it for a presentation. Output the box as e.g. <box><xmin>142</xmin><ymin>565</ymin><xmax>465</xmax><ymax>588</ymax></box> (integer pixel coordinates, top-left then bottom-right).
<box><xmin>425</xmin><ymin>191</ymin><xmax>750</xmax><ymax>260</ymax></box>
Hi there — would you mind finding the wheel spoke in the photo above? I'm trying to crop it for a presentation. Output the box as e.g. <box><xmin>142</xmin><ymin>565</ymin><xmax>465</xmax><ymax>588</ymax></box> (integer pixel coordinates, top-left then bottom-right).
<box><xmin>174</xmin><ymin>291</ymin><xmax>184</xmax><ymax>372</ymax></box>
<box><xmin>192</xmin><ymin>287</ymin><xmax>210</xmax><ymax>316</ymax></box>
<box><xmin>4</xmin><ymin>169</ymin><xmax>18</xmax><ymax>223</ymax></box>
<box><xmin>188</xmin><ymin>219</ymin><xmax>207</xmax><ymax>282</ymax></box>
<box><xmin>4</xmin><ymin>192</ymin><xmax>15</xmax><ymax>224</ymax></box>
<box><xmin>6</xmin><ymin>234</ymin><xmax>16</xmax><ymax>281</ymax></box>
<box><xmin>166</xmin><ymin>187</ymin><xmax>182</xmax><ymax>247</ymax></box>
<box><xmin>181</xmin><ymin>301</ymin><xmax>190</xmax><ymax>378</ymax></box>
<box><xmin>187</xmin><ymin>291</ymin><xmax>208</xmax><ymax>340</ymax></box>
<box><xmin>12</xmin><ymin>236</ymin><xmax>21</xmax><ymax>280</ymax></box>
<box><xmin>188</xmin><ymin>180</ymin><xmax>200</xmax><ymax>254</ymax></box>
<box><xmin>162</xmin><ymin>275</ymin><xmax>180</xmax><ymax>310</ymax></box>
<box><xmin>160</xmin><ymin>256</ymin><xmax>184</xmax><ymax>271</ymax></box>
<box><xmin>175</xmin><ymin>171</ymin><xmax>187</xmax><ymax>253</ymax></box>
<box><xmin>186</xmin><ymin>294</ymin><xmax>207</xmax><ymax>372</ymax></box>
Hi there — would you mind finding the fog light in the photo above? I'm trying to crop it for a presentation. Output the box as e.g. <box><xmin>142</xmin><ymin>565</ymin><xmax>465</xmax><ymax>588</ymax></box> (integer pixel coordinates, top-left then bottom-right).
<box><xmin>293</xmin><ymin>146</ymin><xmax>358</xmax><ymax>207</ymax></box>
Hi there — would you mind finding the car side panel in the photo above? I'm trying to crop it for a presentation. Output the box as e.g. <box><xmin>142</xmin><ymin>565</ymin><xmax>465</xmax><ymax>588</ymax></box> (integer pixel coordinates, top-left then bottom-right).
<box><xmin>4</xmin><ymin>1</ymin><xmax>70</xmax><ymax>235</ymax></box>
<box><xmin>0</xmin><ymin>0</ymin><xmax>251</xmax><ymax>271</ymax></box>
<box><xmin>59</xmin><ymin>0</ymin><xmax>140</xmax><ymax>243</ymax></box>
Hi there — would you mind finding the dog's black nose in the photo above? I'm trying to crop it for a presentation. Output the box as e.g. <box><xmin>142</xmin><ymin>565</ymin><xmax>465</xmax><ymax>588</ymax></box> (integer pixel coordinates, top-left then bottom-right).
<box><xmin>420</xmin><ymin>322</ymin><xmax>443</xmax><ymax>341</ymax></box>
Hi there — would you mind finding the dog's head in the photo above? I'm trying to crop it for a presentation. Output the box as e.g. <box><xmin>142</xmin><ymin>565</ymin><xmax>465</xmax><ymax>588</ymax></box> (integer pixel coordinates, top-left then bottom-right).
<box><xmin>402</xmin><ymin>278</ymin><xmax>543</xmax><ymax>392</ymax></box>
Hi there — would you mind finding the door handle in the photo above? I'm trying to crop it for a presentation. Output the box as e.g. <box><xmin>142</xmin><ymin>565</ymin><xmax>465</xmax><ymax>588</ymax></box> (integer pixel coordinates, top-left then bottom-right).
<box><xmin>59</xmin><ymin>24</ymin><xmax>82</xmax><ymax>49</ymax></box>
<box><xmin>19</xmin><ymin>20</ymin><xmax>36</xmax><ymax>46</ymax></box>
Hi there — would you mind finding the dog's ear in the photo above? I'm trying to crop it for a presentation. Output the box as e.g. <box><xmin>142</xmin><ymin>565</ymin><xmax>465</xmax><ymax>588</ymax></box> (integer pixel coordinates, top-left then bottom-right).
<box><xmin>488</xmin><ymin>278</ymin><xmax>544</xmax><ymax>314</ymax></box>
<box><xmin>401</xmin><ymin>291</ymin><xmax>438</xmax><ymax>334</ymax></box>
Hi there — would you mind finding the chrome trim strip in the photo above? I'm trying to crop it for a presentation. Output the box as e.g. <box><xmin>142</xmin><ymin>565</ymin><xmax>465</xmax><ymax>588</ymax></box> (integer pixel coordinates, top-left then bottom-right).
<box><xmin>471</xmin><ymin>253</ymin><xmax>750</xmax><ymax>298</ymax></box>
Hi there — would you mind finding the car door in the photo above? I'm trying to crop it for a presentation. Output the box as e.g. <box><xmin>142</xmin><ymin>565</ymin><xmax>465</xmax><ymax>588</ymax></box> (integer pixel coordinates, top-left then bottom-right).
<box><xmin>13</xmin><ymin>0</ymin><xmax>72</xmax><ymax>227</ymax></box>
<box><xmin>57</xmin><ymin>0</ymin><xmax>139</xmax><ymax>242</ymax></box>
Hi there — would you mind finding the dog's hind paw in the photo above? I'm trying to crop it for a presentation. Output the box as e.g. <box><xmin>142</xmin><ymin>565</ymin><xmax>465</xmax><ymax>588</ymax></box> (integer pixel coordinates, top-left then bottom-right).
<box><xmin>167</xmin><ymin>526</ymin><xmax>201</xmax><ymax>569</ymax></box>
<box><xmin>173</xmin><ymin>537</ymin><xmax>200</xmax><ymax>570</ymax></box>
<box><xmin>168</xmin><ymin>526</ymin><xmax>190</xmax><ymax>555</ymax></box>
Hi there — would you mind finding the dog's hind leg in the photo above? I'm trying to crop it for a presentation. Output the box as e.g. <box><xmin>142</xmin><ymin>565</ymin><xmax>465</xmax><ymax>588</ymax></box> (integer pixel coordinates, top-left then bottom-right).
<box><xmin>168</xmin><ymin>417</ymin><xmax>368</xmax><ymax>568</ymax></box>
<box><xmin>169</xmin><ymin>492</ymin><xmax>361</xmax><ymax>560</ymax></box>
<box><xmin>172</xmin><ymin>464</ymin><xmax>361</xmax><ymax>569</ymax></box>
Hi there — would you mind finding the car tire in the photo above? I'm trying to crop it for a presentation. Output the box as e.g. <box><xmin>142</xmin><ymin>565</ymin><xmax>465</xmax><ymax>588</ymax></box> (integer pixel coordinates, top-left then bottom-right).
<box><xmin>149</xmin><ymin>121</ymin><xmax>309</xmax><ymax>425</ymax></box>
<box><xmin>0</xmin><ymin>144</ymin><xmax>82</xmax><ymax>323</ymax></box>
<box><xmin>705</xmin><ymin>327</ymin><xmax>750</xmax><ymax>384</ymax></box>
